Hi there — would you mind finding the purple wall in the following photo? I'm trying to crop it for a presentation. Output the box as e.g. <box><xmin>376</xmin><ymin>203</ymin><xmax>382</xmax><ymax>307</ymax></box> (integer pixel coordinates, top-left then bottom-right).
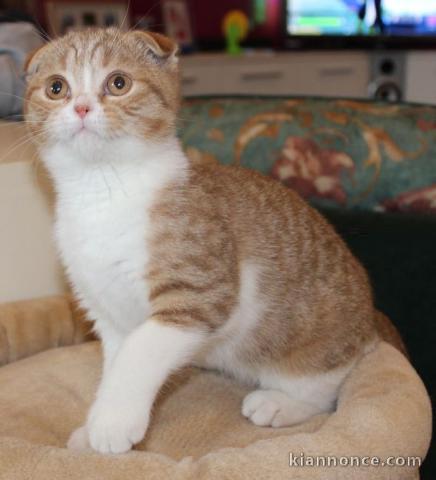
<box><xmin>132</xmin><ymin>0</ymin><xmax>282</xmax><ymax>41</ymax></box>
<box><xmin>189</xmin><ymin>0</ymin><xmax>252</xmax><ymax>39</ymax></box>
<box><xmin>37</xmin><ymin>0</ymin><xmax>282</xmax><ymax>44</ymax></box>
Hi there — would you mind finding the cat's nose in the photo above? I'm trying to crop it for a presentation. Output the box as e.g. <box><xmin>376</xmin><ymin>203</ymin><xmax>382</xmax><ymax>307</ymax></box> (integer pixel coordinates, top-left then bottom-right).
<box><xmin>74</xmin><ymin>104</ymin><xmax>91</xmax><ymax>119</ymax></box>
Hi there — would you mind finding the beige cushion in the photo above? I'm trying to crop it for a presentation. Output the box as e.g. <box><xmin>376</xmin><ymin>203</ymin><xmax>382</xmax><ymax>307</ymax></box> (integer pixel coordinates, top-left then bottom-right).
<box><xmin>0</xmin><ymin>338</ymin><xmax>431</xmax><ymax>479</ymax></box>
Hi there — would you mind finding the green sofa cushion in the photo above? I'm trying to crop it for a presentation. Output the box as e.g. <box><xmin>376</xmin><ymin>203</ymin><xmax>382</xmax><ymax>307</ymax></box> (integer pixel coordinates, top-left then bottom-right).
<box><xmin>180</xmin><ymin>97</ymin><xmax>436</xmax><ymax>214</ymax></box>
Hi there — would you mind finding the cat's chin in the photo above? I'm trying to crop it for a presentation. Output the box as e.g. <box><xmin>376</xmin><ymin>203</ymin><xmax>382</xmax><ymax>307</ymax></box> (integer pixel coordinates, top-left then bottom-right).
<box><xmin>56</xmin><ymin>129</ymin><xmax>109</xmax><ymax>160</ymax></box>
<box><xmin>49</xmin><ymin>127</ymin><xmax>100</xmax><ymax>147</ymax></box>
<box><xmin>72</xmin><ymin>126</ymin><xmax>99</xmax><ymax>139</ymax></box>
<box><xmin>68</xmin><ymin>128</ymin><xmax>106</xmax><ymax>148</ymax></box>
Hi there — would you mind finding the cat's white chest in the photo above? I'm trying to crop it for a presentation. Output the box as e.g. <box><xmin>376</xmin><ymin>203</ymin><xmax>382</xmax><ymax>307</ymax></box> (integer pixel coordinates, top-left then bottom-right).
<box><xmin>56</xmin><ymin>178</ymin><xmax>152</xmax><ymax>334</ymax></box>
<box><xmin>47</xmin><ymin>140</ymin><xmax>187</xmax><ymax>336</ymax></box>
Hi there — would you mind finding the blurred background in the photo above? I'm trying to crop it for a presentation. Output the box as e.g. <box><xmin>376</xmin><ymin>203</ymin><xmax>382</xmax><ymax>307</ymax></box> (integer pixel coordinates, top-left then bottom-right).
<box><xmin>1</xmin><ymin>0</ymin><xmax>436</xmax><ymax>105</ymax></box>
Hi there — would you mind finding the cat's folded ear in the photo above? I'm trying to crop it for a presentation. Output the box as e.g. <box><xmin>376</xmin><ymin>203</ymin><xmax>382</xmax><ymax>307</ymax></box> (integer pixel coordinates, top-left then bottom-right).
<box><xmin>129</xmin><ymin>31</ymin><xmax>179</xmax><ymax>65</ymax></box>
<box><xmin>24</xmin><ymin>43</ymin><xmax>50</xmax><ymax>76</ymax></box>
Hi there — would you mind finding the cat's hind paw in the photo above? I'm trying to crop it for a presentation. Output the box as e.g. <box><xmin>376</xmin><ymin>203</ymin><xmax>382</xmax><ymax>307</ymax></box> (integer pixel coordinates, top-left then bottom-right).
<box><xmin>242</xmin><ymin>389</ymin><xmax>314</xmax><ymax>428</ymax></box>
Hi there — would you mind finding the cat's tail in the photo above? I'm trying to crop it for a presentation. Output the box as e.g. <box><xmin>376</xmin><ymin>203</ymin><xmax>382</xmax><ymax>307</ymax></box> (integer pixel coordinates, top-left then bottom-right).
<box><xmin>373</xmin><ymin>309</ymin><xmax>409</xmax><ymax>358</ymax></box>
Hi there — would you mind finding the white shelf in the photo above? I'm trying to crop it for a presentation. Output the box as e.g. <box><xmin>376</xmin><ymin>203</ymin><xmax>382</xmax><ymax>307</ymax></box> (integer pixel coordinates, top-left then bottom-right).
<box><xmin>180</xmin><ymin>50</ymin><xmax>436</xmax><ymax>105</ymax></box>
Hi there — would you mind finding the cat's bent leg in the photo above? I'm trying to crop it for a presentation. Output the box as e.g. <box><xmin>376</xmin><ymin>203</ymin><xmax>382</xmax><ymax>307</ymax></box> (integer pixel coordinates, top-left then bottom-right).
<box><xmin>86</xmin><ymin>319</ymin><xmax>205</xmax><ymax>454</ymax></box>
<box><xmin>242</xmin><ymin>364</ymin><xmax>354</xmax><ymax>427</ymax></box>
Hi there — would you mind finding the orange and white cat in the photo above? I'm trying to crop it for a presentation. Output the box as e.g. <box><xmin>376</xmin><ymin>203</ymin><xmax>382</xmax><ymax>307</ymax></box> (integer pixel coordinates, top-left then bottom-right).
<box><xmin>24</xmin><ymin>28</ymin><xmax>399</xmax><ymax>455</ymax></box>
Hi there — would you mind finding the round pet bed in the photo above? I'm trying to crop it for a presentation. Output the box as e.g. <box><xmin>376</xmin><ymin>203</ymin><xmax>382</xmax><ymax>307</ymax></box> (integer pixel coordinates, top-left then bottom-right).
<box><xmin>0</xmin><ymin>296</ymin><xmax>432</xmax><ymax>480</ymax></box>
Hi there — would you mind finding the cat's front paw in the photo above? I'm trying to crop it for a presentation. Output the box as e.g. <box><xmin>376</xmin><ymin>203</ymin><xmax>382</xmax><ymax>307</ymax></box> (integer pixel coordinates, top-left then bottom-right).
<box><xmin>87</xmin><ymin>400</ymin><xmax>149</xmax><ymax>454</ymax></box>
<box><xmin>67</xmin><ymin>425</ymin><xmax>91</xmax><ymax>451</ymax></box>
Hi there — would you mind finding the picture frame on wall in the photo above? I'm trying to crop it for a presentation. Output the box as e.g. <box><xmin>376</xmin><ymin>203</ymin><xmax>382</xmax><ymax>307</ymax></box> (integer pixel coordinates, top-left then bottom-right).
<box><xmin>161</xmin><ymin>0</ymin><xmax>194</xmax><ymax>51</ymax></box>
<box><xmin>45</xmin><ymin>1</ymin><xmax>129</xmax><ymax>36</ymax></box>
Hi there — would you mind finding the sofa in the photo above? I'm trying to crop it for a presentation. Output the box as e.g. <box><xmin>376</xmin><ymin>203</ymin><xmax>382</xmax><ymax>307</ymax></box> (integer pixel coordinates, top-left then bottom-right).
<box><xmin>0</xmin><ymin>97</ymin><xmax>434</xmax><ymax>479</ymax></box>
<box><xmin>0</xmin><ymin>22</ymin><xmax>43</xmax><ymax>118</ymax></box>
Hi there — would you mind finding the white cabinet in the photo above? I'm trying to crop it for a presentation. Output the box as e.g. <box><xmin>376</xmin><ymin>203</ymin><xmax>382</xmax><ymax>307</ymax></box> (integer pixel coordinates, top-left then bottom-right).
<box><xmin>280</xmin><ymin>53</ymin><xmax>369</xmax><ymax>98</ymax></box>
<box><xmin>405</xmin><ymin>52</ymin><xmax>436</xmax><ymax>105</ymax></box>
<box><xmin>180</xmin><ymin>52</ymin><xmax>370</xmax><ymax>98</ymax></box>
<box><xmin>180</xmin><ymin>50</ymin><xmax>436</xmax><ymax>105</ymax></box>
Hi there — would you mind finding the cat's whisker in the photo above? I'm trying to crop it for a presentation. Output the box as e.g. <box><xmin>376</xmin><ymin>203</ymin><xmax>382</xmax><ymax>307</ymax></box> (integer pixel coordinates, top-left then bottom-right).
<box><xmin>107</xmin><ymin>3</ymin><xmax>131</xmax><ymax>57</ymax></box>
<box><xmin>0</xmin><ymin>116</ymin><xmax>53</xmax><ymax>125</ymax></box>
<box><xmin>0</xmin><ymin>121</ymin><xmax>52</xmax><ymax>134</ymax></box>
<box><xmin>129</xmin><ymin>15</ymin><xmax>148</xmax><ymax>33</ymax></box>
<box><xmin>0</xmin><ymin>120</ymin><xmax>28</xmax><ymax>127</ymax></box>
<box><xmin>136</xmin><ymin>22</ymin><xmax>165</xmax><ymax>31</ymax></box>
<box><xmin>0</xmin><ymin>131</ymin><xmax>35</xmax><ymax>151</ymax></box>
<box><xmin>176</xmin><ymin>114</ymin><xmax>192</xmax><ymax>125</ymax></box>
<box><xmin>44</xmin><ymin>14</ymin><xmax>59</xmax><ymax>41</ymax></box>
<box><xmin>127</xmin><ymin>1</ymin><xmax>163</xmax><ymax>34</ymax></box>
<box><xmin>14</xmin><ymin>120</ymin><xmax>51</xmax><ymax>125</ymax></box>
<box><xmin>7</xmin><ymin>62</ymin><xmax>27</xmax><ymax>88</ymax></box>
<box><xmin>0</xmin><ymin>92</ymin><xmax>52</xmax><ymax>113</ymax></box>
<box><xmin>29</xmin><ymin>23</ymin><xmax>67</xmax><ymax>62</ymax></box>
<box><xmin>31</xmin><ymin>21</ymin><xmax>54</xmax><ymax>44</ymax></box>
<box><xmin>119</xmin><ymin>0</ymin><xmax>131</xmax><ymax>32</ymax></box>
<box><xmin>0</xmin><ymin>129</ymin><xmax>47</xmax><ymax>164</ymax></box>
<box><xmin>33</xmin><ymin>18</ymin><xmax>66</xmax><ymax>58</ymax></box>
<box><xmin>29</xmin><ymin>149</ymin><xmax>50</xmax><ymax>186</ymax></box>
<box><xmin>20</xmin><ymin>116</ymin><xmax>53</xmax><ymax>123</ymax></box>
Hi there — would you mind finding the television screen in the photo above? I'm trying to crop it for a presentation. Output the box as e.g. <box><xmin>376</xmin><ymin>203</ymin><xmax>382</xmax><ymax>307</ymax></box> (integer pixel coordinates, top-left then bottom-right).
<box><xmin>286</xmin><ymin>0</ymin><xmax>436</xmax><ymax>37</ymax></box>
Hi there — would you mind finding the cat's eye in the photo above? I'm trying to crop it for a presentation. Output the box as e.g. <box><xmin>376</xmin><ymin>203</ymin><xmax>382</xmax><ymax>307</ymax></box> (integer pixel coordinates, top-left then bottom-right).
<box><xmin>45</xmin><ymin>77</ymin><xmax>69</xmax><ymax>100</ymax></box>
<box><xmin>106</xmin><ymin>73</ymin><xmax>132</xmax><ymax>96</ymax></box>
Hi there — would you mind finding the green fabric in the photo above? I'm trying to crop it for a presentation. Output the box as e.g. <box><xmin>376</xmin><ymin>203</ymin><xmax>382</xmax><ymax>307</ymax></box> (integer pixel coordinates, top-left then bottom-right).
<box><xmin>179</xmin><ymin>97</ymin><xmax>436</xmax><ymax>214</ymax></box>
<box><xmin>320</xmin><ymin>208</ymin><xmax>436</xmax><ymax>480</ymax></box>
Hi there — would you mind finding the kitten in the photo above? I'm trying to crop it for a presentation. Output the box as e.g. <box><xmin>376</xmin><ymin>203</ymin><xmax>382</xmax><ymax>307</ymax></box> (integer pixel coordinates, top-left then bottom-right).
<box><xmin>24</xmin><ymin>28</ymin><xmax>398</xmax><ymax>455</ymax></box>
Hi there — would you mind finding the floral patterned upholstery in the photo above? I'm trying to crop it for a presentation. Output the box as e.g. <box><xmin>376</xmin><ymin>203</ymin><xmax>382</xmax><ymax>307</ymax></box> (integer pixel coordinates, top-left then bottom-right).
<box><xmin>179</xmin><ymin>97</ymin><xmax>436</xmax><ymax>214</ymax></box>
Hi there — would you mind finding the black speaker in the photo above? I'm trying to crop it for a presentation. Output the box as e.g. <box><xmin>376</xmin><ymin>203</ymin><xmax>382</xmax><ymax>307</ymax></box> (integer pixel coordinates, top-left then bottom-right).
<box><xmin>368</xmin><ymin>52</ymin><xmax>405</xmax><ymax>102</ymax></box>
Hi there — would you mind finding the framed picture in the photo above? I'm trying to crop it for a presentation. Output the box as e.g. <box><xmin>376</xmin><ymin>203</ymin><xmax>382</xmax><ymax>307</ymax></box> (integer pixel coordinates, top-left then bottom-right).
<box><xmin>161</xmin><ymin>0</ymin><xmax>193</xmax><ymax>50</ymax></box>
<box><xmin>45</xmin><ymin>1</ymin><xmax>130</xmax><ymax>36</ymax></box>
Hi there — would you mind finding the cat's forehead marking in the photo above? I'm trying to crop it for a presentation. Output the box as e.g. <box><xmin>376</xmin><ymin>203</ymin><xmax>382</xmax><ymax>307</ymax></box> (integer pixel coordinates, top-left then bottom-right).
<box><xmin>70</xmin><ymin>43</ymin><xmax>79</xmax><ymax>63</ymax></box>
<box><xmin>89</xmin><ymin>40</ymin><xmax>105</xmax><ymax>62</ymax></box>
<box><xmin>55</xmin><ymin>30</ymin><xmax>139</xmax><ymax>79</ymax></box>
<box><xmin>66</xmin><ymin>38</ymin><xmax>104</xmax><ymax>66</ymax></box>
<box><xmin>65</xmin><ymin>46</ymin><xmax>79</xmax><ymax>73</ymax></box>
<box><xmin>62</xmin><ymin>38</ymin><xmax>110</xmax><ymax>93</ymax></box>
